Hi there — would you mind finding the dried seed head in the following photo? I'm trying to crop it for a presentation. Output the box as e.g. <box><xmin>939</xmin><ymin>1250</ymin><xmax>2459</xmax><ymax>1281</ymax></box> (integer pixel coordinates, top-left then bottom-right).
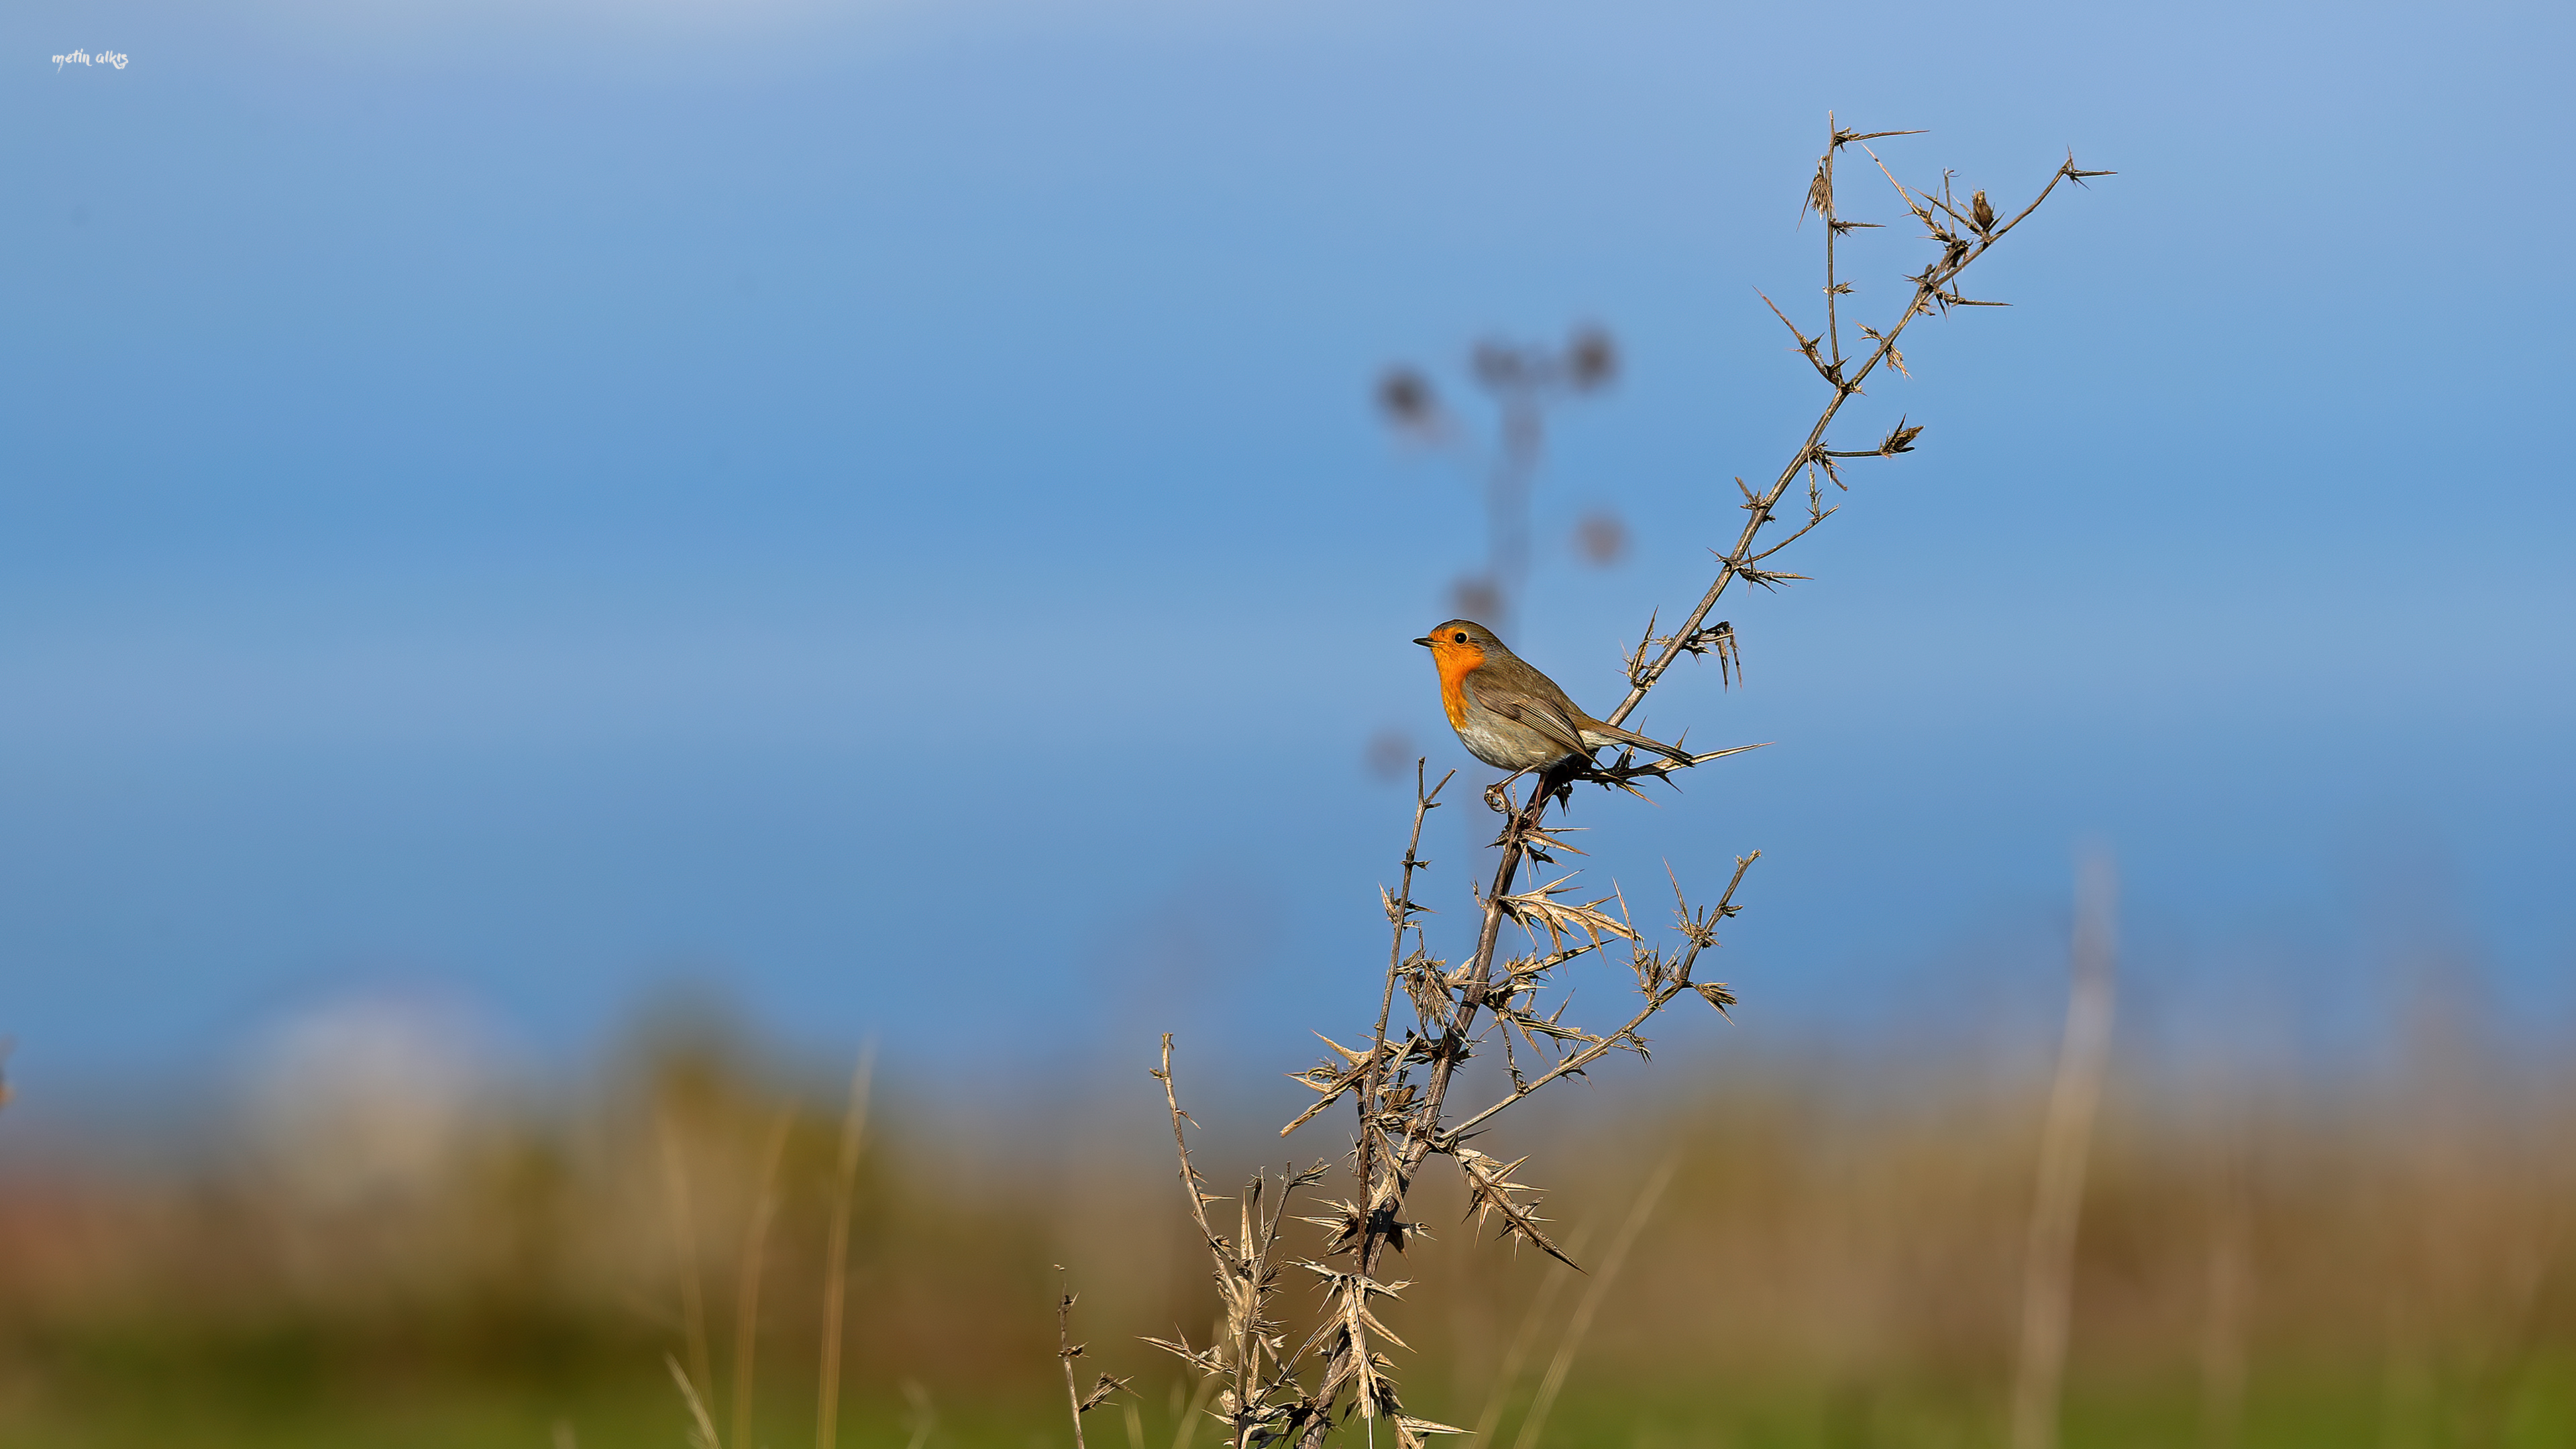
<box><xmin>1970</xmin><ymin>189</ymin><xmax>1996</xmax><ymax>231</ymax></box>
<box><xmin>1803</xmin><ymin>163</ymin><xmax>1831</xmax><ymax>223</ymax></box>
<box><xmin>1470</xmin><ymin>340</ymin><xmax>1526</xmax><ymax>390</ymax></box>
<box><xmin>1377</xmin><ymin>367</ymin><xmax>1437</xmax><ymax>429</ymax></box>
<box><xmin>1574</xmin><ymin>510</ymin><xmax>1628</xmax><ymax>566</ymax></box>
<box><xmin>1450</xmin><ymin>575</ymin><xmax>1503</xmax><ymax>623</ymax></box>
<box><xmin>1565</xmin><ymin>325</ymin><xmax>1618</xmax><ymax>390</ymax></box>
<box><xmin>1364</xmin><ymin>729</ymin><xmax>1416</xmax><ymax>783</ymax></box>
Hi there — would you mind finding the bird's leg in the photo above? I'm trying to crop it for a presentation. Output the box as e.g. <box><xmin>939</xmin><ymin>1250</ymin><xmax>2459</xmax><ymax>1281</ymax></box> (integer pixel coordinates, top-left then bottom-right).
<box><xmin>1483</xmin><ymin>767</ymin><xmax>1534</xmax><ymax>814</ymax></box>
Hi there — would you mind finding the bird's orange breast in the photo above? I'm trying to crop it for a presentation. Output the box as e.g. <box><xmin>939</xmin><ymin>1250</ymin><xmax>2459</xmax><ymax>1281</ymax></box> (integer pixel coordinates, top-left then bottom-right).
<box><xmin>1432</xmin><ymin>643</ymin><xmax>1483</xmax><ymax>729</ymax></box>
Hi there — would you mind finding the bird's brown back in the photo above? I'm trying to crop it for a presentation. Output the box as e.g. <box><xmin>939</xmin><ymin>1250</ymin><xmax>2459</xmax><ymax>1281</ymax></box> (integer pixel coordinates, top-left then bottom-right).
<box><xmin>1466</xmin><ymin>639</ymin><xmax>1597</xmax><ymax>727</ymax></box>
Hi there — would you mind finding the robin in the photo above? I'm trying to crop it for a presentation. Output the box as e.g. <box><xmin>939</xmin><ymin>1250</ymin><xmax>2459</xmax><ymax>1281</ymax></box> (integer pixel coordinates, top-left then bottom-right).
<box><xmin>1414</xmin><ymin>619</ymin><xmax>1694</xmax><ymax>774</ymax></box>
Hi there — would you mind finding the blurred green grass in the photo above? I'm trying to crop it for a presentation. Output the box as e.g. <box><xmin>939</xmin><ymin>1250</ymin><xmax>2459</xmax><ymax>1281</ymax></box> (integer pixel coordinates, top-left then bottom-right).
<box><xmin>4</xmin><ymin>1017</ymin><xmax>2571</xmax><ymax>1448</ymax></box>
<box><xmin>10</xmin><ymin>1364</ymin><xmax>2576</xmax><ymax>1449</ymax></box>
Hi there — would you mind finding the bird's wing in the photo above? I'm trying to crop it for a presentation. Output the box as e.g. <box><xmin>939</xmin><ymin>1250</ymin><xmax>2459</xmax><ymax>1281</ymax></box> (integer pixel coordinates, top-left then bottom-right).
<box><xmin>1466</xmin><ymin>671</ymin><xmax>1591</xmax><ymax>757</ymax></box>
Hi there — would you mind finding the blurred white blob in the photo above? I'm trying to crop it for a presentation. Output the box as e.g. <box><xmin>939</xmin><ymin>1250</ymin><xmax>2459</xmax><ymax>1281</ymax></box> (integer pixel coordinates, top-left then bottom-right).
<box><xmin>243</xmin><ymin>994</ymin><xmax>490</xmax><ymax>1208</ymax></box>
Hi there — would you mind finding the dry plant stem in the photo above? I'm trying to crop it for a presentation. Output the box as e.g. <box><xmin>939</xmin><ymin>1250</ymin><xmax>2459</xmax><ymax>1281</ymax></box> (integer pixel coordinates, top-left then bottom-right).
<box><xmin>1413</xmin><ymin>127</ymin><xmax>2092</xmax><ymax>1175</ymax></box>
<box><xmin>2009</xmin><ymin>852</ymin><xmax>2118</xmax><ymax>1449</ymax></box>
<box><xmin>815</xmin><ymin>1046</ymin><xmax>877</xmax><ymax>1449</ymax></box>
<box><xmin>1061</xmin><ymin>1279</ymin><xmax>1093</xmax><ymax>1449</ymax></box>
<box><xmin>1822</xmin><ymin>117</ymin><xmax>1842</xmax><ymax>369</ymax></box>
<box><xmin>1509</xmin><ymin>1158</ymin><xmax>1676</xmax><ymax>1449</ymax></box>
<box><xmin>1279</xmin><ymin>121</ymin><xmax>2098</xmax><ymax>1448</ymax></box>
<box><xmin>1603</xmin><ymin>131</ymin><xmax>2097</xmax><ymax>734</ymax></box>
<box><xmin>659</xmin><ymin>1116</ymin><xmax>717</xmax><ymax>1418</ymax></box>
<box><xmin>1155</xmin><ymin>1036</ymin><xmax>1323</xmax><ymax>1449</ymax></box>
<box><xmin>1442</xmin><ymin>854</ymin><xmax>1753</xmax><ymax>1146</ymax></box>
<box><xmin>731</xmin><ymin>1106</ymin><xmax>796</xmax><ymax>1449</ymax></box>
<box><xmin>1058</xmin><ymin>1277</ymin><xmax>1132</xmax><ymax>1449</ymax></box>
<box><xmin>669</xmin><ymin>1352</ymin><xmax>725</xmax><ymax>1449</ymax></box>
<box><xmin>1356</xmin><ymin>764</ymin><xmax>1451</xmax><ymax>1238</ymax></box>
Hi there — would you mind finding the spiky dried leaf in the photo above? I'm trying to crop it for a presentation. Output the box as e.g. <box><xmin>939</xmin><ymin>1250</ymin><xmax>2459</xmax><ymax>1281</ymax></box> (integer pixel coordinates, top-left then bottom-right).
<box><xmin>1281</xmin><ymin>1032</ymin><xmax>1405</xmax><ymax>1134</ymax></box>
<box><xmin>1734</xmin><ymin>566</ymin><xmax>1810</xmax><ymax>592</ymax></box>
<box><xmin>1858</xmin><ymin>325</ymin><xmax>1909</xmax><ymax>378</ymax></box>
<box><xmin>1452</xmin><ymin>1148</ymin><xmax>1580</xmax><ymax>1269</ymax></box>
<box><xmin>1493</xmin><ymin>875</ymin><xmax>1640</xmax><ymax>954</ymax></box>
<box><xmin>1504</xmin><ymin>820</ymin><xmax>1589</xmax><ymax>863</ymax></box>
<box><xmin>1140</xmin><ymin>1332</ymin><xmax>1224</xmax><ymax>1377</ymax></box>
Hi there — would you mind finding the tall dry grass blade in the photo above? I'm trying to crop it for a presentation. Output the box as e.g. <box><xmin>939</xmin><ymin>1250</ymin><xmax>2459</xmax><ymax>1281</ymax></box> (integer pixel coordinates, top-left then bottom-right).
<box><xmin>668</xmin><ymin>1352</ymin><xmax>725</xmax><ymax>1449</ymax></box>
<box><xmin>1169</xmin><ymin>1370</ymin><xmax>1218</xmax><ymax>1449</ymax></box>
<box><xmin>901</xmin><ymin>1379</ymin><xmax>936</xmax><ymax>1449</ymax></box>
<box><xmin>1468</xmin><ymin>1227</ymin><xmax>1592</xmax><ymax>1444</ymax></box>
<box><xmin>732</xmin><ymin>1104</ymin><xmax>796</xmax><ymax>1449</ymax></box>
<box><xmin>1508</xmin><ymin>1157</ymin><xmax>1675</xmax><ymax>1449</ymax></box>
<box><xmin>2009</xmin><ymin>850</ymin><xmax>2118</xmax><ymax>1449</ymax></box>
<box><xmin>660</xmin><ymin>1114</ymin><xmax>717</xmax><ymax>1421</ymax></box>
<box><xmin>816</xmin><ymin>1044</ymin><xmax>877</xmax><ymax>1449</ymax></box>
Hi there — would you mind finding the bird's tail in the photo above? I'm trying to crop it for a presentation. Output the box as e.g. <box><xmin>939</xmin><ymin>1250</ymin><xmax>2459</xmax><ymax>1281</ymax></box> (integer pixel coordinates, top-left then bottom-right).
<box><xmin>1581</xmin><ymin>722</ymin><xmax>1695</xmax><ymax>765</ymax></box>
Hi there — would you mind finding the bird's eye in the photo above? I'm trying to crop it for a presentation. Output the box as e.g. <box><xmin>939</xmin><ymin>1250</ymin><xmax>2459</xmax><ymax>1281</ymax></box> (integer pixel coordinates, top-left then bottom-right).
<box><xmin>1452</xmin><ymin>632</ymin><xmax>1468</xmax><ymax>643</ymax></box>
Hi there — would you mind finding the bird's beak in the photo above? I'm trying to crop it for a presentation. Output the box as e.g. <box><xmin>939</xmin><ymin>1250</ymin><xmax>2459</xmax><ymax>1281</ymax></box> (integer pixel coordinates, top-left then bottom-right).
<box><xmin>1411</xmin><ymin>636</ymin><xmax>1434</xmax><ymax>647</ymax></box>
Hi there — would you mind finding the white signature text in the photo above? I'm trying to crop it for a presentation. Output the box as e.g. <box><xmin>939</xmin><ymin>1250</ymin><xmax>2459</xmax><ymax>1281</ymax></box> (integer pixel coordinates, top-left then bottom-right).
<box><xmin>54</xmin><ymin>50</ymin><xmax>130</xmax><ymax>71</ymax></box>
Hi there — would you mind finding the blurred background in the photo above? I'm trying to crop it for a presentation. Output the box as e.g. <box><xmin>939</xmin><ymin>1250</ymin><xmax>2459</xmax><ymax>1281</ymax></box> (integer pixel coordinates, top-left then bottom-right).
<box><xmin>4</xmin><ymin>0</ymin><xmax>2573</xmax><ymax>1444</ymax></box>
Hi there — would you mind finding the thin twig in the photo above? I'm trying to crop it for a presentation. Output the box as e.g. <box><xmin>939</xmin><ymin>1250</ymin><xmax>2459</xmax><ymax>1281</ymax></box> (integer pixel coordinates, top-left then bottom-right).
<box><xmin>1442</xmin><ymin>855</ymin><xmax>1754</xmax><ymax>1146</ymax></box>
<box><xmin>1356</xmin><ymin>764</ymin><xmax>1450</xmax><ymax>1252</ymax></box>
<box><xmin>1061</xmin><ymin>1275</ymin><xmax>1093</xmax><ymax>1449</ymax></box>
<box><xmin>1156</xmin><ymin>1036</ymin><xmax>1222</xmax><ymax>1256</ymax></box>
<box><xmin>1823</xmin><ymin>113</ymin><xmax>1843</xmax><ymax>371</ymax></box>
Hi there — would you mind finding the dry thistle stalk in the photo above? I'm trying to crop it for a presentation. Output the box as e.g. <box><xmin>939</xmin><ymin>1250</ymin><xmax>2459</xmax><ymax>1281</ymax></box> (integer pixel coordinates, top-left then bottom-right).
<box><xmin>1059</xmin><ymin>1272</ymin><xmax>1134</xmax><ymax>1449</ymax></box>
<box><xmin>1150</xmin><ymin>119</ymin><xmax>2104</xmax><ymax>1447</ymax></box>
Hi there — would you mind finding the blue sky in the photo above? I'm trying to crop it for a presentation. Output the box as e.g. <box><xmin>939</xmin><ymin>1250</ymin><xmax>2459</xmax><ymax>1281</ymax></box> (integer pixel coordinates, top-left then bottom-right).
<box><xmin>5</xmin><ymin>0</ymin><xmax>2571</xmax><ymax>1111</ymax></box>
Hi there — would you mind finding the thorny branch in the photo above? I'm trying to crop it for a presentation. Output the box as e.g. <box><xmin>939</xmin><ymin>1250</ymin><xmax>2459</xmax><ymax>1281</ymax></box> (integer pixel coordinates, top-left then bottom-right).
<box><xmin>1058</xmin><ymin>1275</ymin><xmax>1130</xmax><ymax>1449</ymax></box>
<box><xmin>1147</xmin><ymin>119</ymin><xmax>2102</xmax><ymax>1448</ymax></box>
<box><xmin>1152</xmin><ymin>1036</ymin><xmax>1334</xmax><ymax>1449</ymax></box>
